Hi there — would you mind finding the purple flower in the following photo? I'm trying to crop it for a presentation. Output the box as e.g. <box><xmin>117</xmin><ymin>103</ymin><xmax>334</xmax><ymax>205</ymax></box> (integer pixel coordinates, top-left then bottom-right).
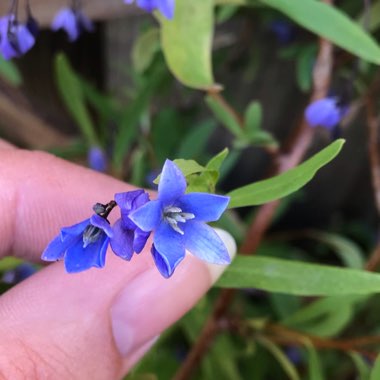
<box><xmin>124</xmin><ymin>0</ymin><xmax>175</xmax><ymax>19</ymax></box>
<box><xmin>305</xmin><ymin>97</ymin><xmax>347</xmax><ymax>130</ymax></box>
<box><xmin>88</xmin><ymin>146</ymin><xmax>107</xmax><ymax>172</ymax></box>
<box><xmin>0</xmin><ymin>15</ymin><xmax>36</xmax><ymax>60</ymax></box>
<box><xmin>110</xmin><ymin>190</ymin><xmax>151</xmax><ymax>260</ymax></box>
<box><xmin>41</xmin><ymin>214</ymin><xmax>113</xmax><ymax>273</ymax></box>
<box><xmin>51</xmin><ymin>7</ymin><xmax>94</xmax><ymax>42</ymax></box>
<box><xmin>129</xmin><ymin>160</ymin><xmax>230</xmax><ymax>278</ymax></box>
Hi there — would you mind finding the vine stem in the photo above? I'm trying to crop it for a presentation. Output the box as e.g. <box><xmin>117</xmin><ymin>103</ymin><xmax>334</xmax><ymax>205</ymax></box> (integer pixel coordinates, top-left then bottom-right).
<box><xmin>173</xmin><ymin>2</ymin><xmax>334</xmax><ymax>380</ymax></box>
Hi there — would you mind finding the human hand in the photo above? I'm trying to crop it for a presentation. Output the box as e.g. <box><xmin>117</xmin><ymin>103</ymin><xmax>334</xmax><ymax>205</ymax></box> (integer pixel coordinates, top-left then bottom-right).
<box><xmin>0</xmin><ymin>141</ymin><xmax>236</xmax><ymax>380</ymax></box>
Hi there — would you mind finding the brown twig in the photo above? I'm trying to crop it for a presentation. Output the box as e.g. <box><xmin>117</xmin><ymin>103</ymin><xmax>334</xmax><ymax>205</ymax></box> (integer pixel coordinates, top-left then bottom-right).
<box><xmin>173</xmin><ymin>2</ymin><xmax>334</xmax><ymax>379</ymax></box>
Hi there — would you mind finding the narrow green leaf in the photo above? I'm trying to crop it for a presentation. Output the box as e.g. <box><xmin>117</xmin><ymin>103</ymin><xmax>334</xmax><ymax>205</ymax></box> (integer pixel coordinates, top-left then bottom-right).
<box><xmin>358</xmin><ymin>1</ymin><xmax>380</xmax><ymax>32</ymax></box>
<box><xmin>350</xmin><ymin>352</ymin><xmax>371</xmax><ymax>380</ymax></box>
<box><xmin>258</xmin><ymin>337</ymin><xmax>300</xmax><ymax>380</ymax></box>
<box><xmin>228</xmin><ymin>139</ymin><xmax>345</xmax><ymax>208</ymax></box>
<box><xmin>370</xmin><ymin>355</ymin><xmax>380</xmax><ymax>380</ymax></box>
<box><xmin>205</xmin><ymin>95</ymin><xmax>243</xmax><ymax>138</ymax></box>
<box><xmin>244</xmin><ymin>101</ymin><xmax>262</xmax><ymax>135</ymax></box>
<box><xmin>306</xmin><ymin>230</ymin><xmax>365</xmax><ymax>269</ymax></box>
<box><xmin>132</xmin><ymin>28</ymin><xmax>161</xmax><ymax>73</ymax></box>
<box><xmin>0</xmin><ymin>56</ymin><xmax>22</xmax><ymax>86</ymax></box>
<box><xmin>54</xmin><ymin>54</ymin><xmax>97</xmax><ymax>145</ymax></box>
<box><xmin>161</xmin><ymin>0</ymin><xmax>215</xmax><ymax>89</ymax></box>
<box><xmin>305</xmin><ymin>343</ymin><xmax>325</xmax><ymax>380</ymax></box>
<box><xmin>216</xmin><ymin>256</ymin><xmax>380</xmax><ymax>296</ymax></box>
<box><xmin>261</xmin><ymin>0</ymin><xmax>380</xmax><ymax>65</ymax></box>
<box><xmin>206</xmin><ymin>148</ymin><xmax>229</xmax><ymax>171</ymax></box>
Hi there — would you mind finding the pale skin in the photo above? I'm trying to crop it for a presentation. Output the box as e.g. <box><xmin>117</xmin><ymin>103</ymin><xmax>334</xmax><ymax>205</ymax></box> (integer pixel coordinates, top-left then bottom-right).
<box><xmin>0</xmin><ymin>140</ymin><xmax>235</xmax><ymax>379</ymax></box>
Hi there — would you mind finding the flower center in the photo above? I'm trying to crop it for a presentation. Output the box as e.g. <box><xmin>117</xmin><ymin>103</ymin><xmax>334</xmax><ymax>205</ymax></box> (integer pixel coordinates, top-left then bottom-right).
<box><xmin>163</xmin><ymin>206</ymin><xmax>195</xmax><ymax>235</ymax></box>
<box><xmin>82</xmin><ymin>225</ymin><xmax>102</xmax><ymax>248</ymax></box>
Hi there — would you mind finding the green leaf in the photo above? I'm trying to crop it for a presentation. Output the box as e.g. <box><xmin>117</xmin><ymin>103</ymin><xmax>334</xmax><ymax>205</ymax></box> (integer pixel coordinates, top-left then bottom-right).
<box><xmin>160</xmin><ymin>0</ymin><xmax>215</xmax><ymax>89</ymax></box>
<box><xmin>228</xmin><ymin>139</ymin><xmax>345</xmax><ymax>208</ymax></box>
<box><xmin>206</xmin><ymin>148</ymin><xmax>229</xmax><ymax>172</ymax></box>
<box><xmin>296</xmin><ymin>45</ymin><xmax>316</xmax><ymax>93</ymax></box>
<box><xmin>244</xmin><ymin>101</ymin><xmax>262</xmax><ymax>135</ymax></box>
<box><xmin>132</xmin><ymin>28</ymin><xmax>161</xmax><ymax>73</ymax></box>
<box><xmin>258</xmin><ymin>337</ymin><xmax>300</xmax><ymax>380</ymax></box>
<box><xmin>350</xmin><ymin>352</ymin><xmax>371</xmax><ymax>380</ymax></box>
<box><xmin>176</xmin><ymin>120</ymin><xmax>216</xmax><ymax>159</ymax></box>
<box><xmin>358</xmin><ymin>1</ymin><xmax>380</xmax><ymax>32</ymax></box>
<box><xmin>0</xmin><ymin>257</ymin><xmax>24</xmax><ymax>271</ymax></box>
<box><xmin>54</xmin><ymin>54</ymin><xmax>97</xmax><ymax>145</ymax></box>
<box><xmin>305</xmin><ymin>230</ymin><xmax>365</xmax><ymax>269</ymax></box>
<box><xmin>370</xmin><ymin>354</ymin><xmax>380</xmax><ymax>380</ymax></box>
<box><xmin>305</xmin><ymin>343</ymin><xmax>325</xmax><ymax>380</ymax></box>
<box><xmin>0</xmin><ymin>56</ymin><xmax>22</xmax><ymax>86</ymax></box>
<box><xmin>282</xmin><ymin>295</ymin><xmax>365</xmax><ymax>337</ymax></box>
<box><xmin>216</xmin><ymin>255</ymin><xmax>380</xmax><ymax>296</ymax></box>
<box><xmin>205</xmin><ymin>95</ymin><xmax>243</xmax><ymax>138</ymax></box>
<box><xmin>261</xmin><ymin>0</ymin><xmax>380</xmax><ymax>65</ymax></box>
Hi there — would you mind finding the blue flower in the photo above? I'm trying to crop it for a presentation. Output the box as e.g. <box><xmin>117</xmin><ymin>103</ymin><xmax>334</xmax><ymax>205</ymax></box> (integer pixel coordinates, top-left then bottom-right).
<box><xmin>129</xmin><ymin>160</ymin><xmax>230</xmax><ymax>278</ymax></box>
<box><xmin>124</xmin><ymin>0</ymin><xmax>175</xmax><ymax>20</ymax></box>
<box><xmin>110</xmin><ymin>190</ymin><xmax>151</xmax><ymax>260</ymax></box>
<box><xmin>0</xmin><ymin>15</ymin><xmax>36</xmax><ymax>60</ymax></box>
<box><xmin>2</xmin><ymin>263</ymin><xmax>36</xmax><ymax>284</ymax></box>
<box><xmin>88</xmin><ymin>146</ymin><xmax>108</xmax><ymax>172</ymax></box>
<box><xmin>42</xmin><ymin>214</ymin><xmax>113</xmax><ymax>273</ymax></box>
<box><xmin>51</xmin><ymin>7</ymin><xmax>94</xmax><ymax>42</ymax></box>
<box><xmin>305</xmin><ymin>97</ymin><xmax>347</xmax><ymax>130</ymax></box>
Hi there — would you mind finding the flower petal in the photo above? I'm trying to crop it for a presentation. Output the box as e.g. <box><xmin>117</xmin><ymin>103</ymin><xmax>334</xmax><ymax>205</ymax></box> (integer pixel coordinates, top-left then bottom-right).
<box><xmin>305</xmin><ymin>98</ymin><xmax>341</xmax><ymax>129</ymax></box>
<box><xmin>177</xmin><ymin>193</ymin><xmax>229</xmax><ymax>222</ymax></box>
<box><xmin>156</xmin><ymin>0</ymin><xmax>175</xmax><ymax>19</ymax></box>
<box><xmin>184</xmin><ymin>221</ymin><xmax>231</xmax><ymax>265</ymax></box>
<box><xmin>110</xmin><ymin>219</ymin><xmax>134</xmax><ymax>260</ymax></box>
<box><xmin>151</xmin><ymin>244</ymin><xmax>185</xmax><ymax>278</ymax></box>
<box><xmin>153</xmin><ymin>222</ymin><xmax>186</xmax><ymax>277</ymax></box>
<box><xmin>133</xmin><ymin>228</ymin><xmax>150</xmax><ymax>253</ymax></box>
<box><xmin>64</xmin><ymin>234</ymin><xmax>108</xmax><ymax>273</ymax></box>
<box><xmin>90</xmin><ymin>214</ymin><xmax>113</xmax><ymax>238</ymax></box>
<box><xmin>41</xmin><ymin>235</ymin><xmax>70</xmax><ymax>261</ymax></box>
<box><xmin>51</xmin><ymin>8</ymin><xmax>79</xmax><ymax>42</ymax></box>
<box><xmin>129</xmin><ymin>199</ymin><xmax>162</xmax><ymax>232</ymax></box>
<box><xmin>158</xmin><ymin>160</ymin><xmax>186</xmax><ymax>205</ymax></box>
<box><xmin>61</xmin><ymin>219</ymin><xmax>90</xmax><ymax>240</ymax></box>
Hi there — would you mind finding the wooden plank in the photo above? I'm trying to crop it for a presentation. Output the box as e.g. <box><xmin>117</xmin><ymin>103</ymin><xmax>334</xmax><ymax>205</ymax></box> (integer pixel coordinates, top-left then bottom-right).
<box><xmin>0</xmin><ymin>1</ymin><xmax>139</xmax><ymax>27</ymax></box>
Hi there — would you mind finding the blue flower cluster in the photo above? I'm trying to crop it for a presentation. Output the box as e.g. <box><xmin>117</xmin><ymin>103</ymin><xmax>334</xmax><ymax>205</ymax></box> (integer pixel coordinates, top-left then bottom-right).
<box><xmin>0</xmin><ymin>0</ymin><xmax>175</xmax><ymax>60</ymax></box>
<box><xmin>42</xmin><ymin>160</ymin><xmax>230</xmax><ymax>278</ymax></box>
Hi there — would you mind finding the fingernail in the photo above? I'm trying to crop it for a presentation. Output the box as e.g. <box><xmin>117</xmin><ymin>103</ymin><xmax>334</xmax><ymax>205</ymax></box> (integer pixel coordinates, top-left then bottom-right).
<box><xmin>207</xmin><ymin>228</ymin><xmax>237</xmax><ymax>283</ymax></box>
<box><xmin>110</xmin><ymin>228</ymin><xmax>236</xmax><ymax>357</ymax></box>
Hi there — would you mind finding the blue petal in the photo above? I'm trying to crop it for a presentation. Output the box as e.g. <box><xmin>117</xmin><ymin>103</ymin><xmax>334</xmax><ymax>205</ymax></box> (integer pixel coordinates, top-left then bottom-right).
<box><xmin>305</xmin><ymin>98</ymin><xmax>341</xmax><ymax>129</ymax></box>
<box><xmin>136</xmin><ymin>0</ymin><xmax>156</xmax><ymax>12</ymax></box>
<box><xmin>90</xmin><ymin>214</ymin><xmax>113</xmax><ymax>238</ymax></box>
<box><xmin>110</xmin><ymin>219</ymin><xmax>134</xmax><ymax>260</ymax></box>
<box><xmin>115</xmin><ymin>190</ymin><xmax>150</xmax><ymax>229</ymax></box>
<box><xmin>156</xmin><ymin>0</ymin><xmax>175</xmax><ymax>19</ymax></box>
<box><xmin>77</xmin><ymin>11</ymin><xmax>94</xmax><ymax>33</ymax></box>
<box><xmin>153</xmin><ymin>222</ymin><xmax>185</xmax><ymax>277</ymax></box>
<box><xmin>151</xmin><ymin>244</ymin><xmax>185</xmax><ymax>278</ymax></box>
<box><xmin>51</xmin><ymin>8</ymin><xmax>79</xmax><ymax>42</ymax></box>
<box><xmin>88</xmin><ymin>146</ymin><xmax>107</xmax><ymax>172</ymax></box>
<box><xmin>184</xmin><ymin>221</ymin><xmax>231</xmax><ymax>265</ymax></box>
<box><xmin>15</xmin><ymin>24</ymin><xmax>35</xmax><ymax>54</ymax></box>
<box><xmin>61</xmin><ymin>219</ymin><xmax>90</xmax><ymax>240</ymax></box>
<box><xmin>133</xmin><ymin>228</ymin><xmax>150</xmax><ymax>253</ymax></box>
<box><xmin>64</xmin><ymin>234</ymin><xmax>108</xmax><ymax>273</ymax></box>
<box><xmin>158</xmin><ymin>160</ymin><xmax>186</xmax><ymax>205</ymax></box>
<box><xmin>177</xmin><ymin>193</ymin><xmax>229</xmax><ymax>222</ymax></box>
<box><xmin>41</xmin><ymin>235</ymin><xmax>69</xmax><ymax>261</ymax></box>
<box><xmin>129</xmin><ymin>199</ymin><xmax>162</xmax><ymax>232</ymax></box>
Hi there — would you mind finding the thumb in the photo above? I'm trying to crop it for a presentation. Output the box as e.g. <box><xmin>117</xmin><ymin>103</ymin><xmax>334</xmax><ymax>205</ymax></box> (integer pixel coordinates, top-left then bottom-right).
<box><xmin>0</xmin><ymin>229</ymin><xmax>236</xmax><ymax>380</ymax></box>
